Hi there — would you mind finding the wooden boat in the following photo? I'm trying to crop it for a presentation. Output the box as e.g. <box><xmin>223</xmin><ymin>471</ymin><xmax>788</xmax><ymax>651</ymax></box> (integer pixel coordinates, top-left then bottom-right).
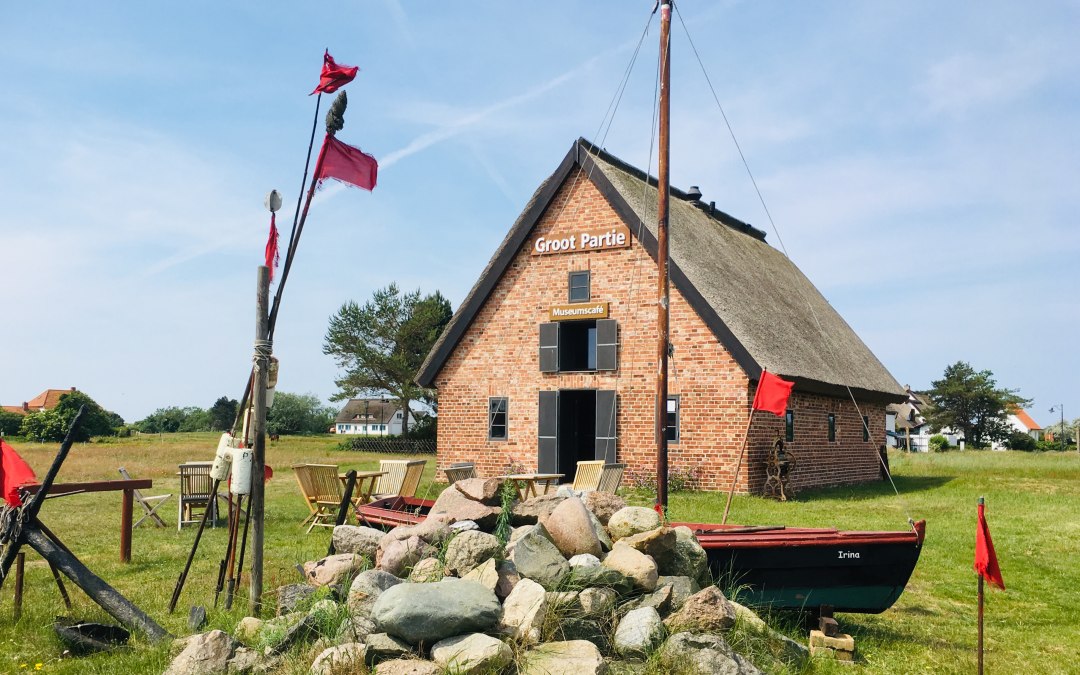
<box><xmin>358</xmin><ymin>497</ymin><xmax>925</xmax><ymax>614</ymax></box>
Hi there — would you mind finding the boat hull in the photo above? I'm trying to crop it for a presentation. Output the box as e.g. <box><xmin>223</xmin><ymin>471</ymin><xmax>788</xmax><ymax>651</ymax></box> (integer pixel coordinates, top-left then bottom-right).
<box><xmin>355</xmin><ymin>500</ymin><xmax>924</xmax><ymax>614</ymax></box>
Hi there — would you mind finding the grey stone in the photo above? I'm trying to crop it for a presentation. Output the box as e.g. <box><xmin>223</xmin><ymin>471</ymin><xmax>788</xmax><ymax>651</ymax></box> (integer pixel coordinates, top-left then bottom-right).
<box><xmin>495</xmin><ymin>559</ymin><xmax>521</xmax><ymax>600</ymax></box>
<box><xmin>267</xmin><ymin>613</ymin><xmax>318</xmax><ymax>655</ymax></box>
<box><xmin>454</xmin><ymin>477</ymin><xmax>507</xmax><ymax>505</ymax></box>
<box><xmin>660</xmin><ymin>632</ymin><xmax>763</xmax><ymax>675</ymax></box>
<box><xmin>656</xmin><ymin>526</ymin><xmax>709</xmax><ymax>584</ymax></box>
<box><xmin>310</xmin><ymin>642</ymin><xmax>366</xmax><ymax>675</ymax></box>
<box><xmin>498</xmin><ymin>577</ymin><xmax>548</xmax><ymax>643</ymax></box>
<box><xmin>583</xmin><ymin>492</ymin><xmax>626</xmax><ymax>525</ymax></box>
<box><xmin>568</xmin><ymin>553</ymin><xmax>601</xmax><ymax>568</ymax></box>
<box><xmin>613</xmin><ymin>607</ymin><xmax>666</xmax><ymax>659</ymax></box>
<box><xmin>578</xmin><ymin>587</ymin><xmax>618</xmax><ymax>616</ymax></box>
<box><xmin>407</xmin><ymin>557</ymin><xmax>446</xmax><ymax>583</ymax></box>
<box><xmin>449</xmin><ymin>520</ymin><xmax>478</xmax><ymax>532</ymax></box>
<box><xmin>588</xmin><ymin>508</ymin><xmax>614</xmax><ymax>552</ymax></box>
<box><xmin>377</xmin><ymin>535</ymin><xmax>437</xmax><ymax>578</ymax></box>
<box><xmin>546</xmin><ymin>497</ymin><xmax>603</xmax><ymax>558</ymax></box>
<box><xmin>511</xmin><ymin>493</ymin><xmax>566</xmax><ymax>525</ymax></box>
<box><xmin>607</xmin><ymin>507</ymin><xmax>661</xmax><ymax>541</ymax></box>
<box><xmin>602</xmin><ymin>543</ymin><xmax>659</xmax><ymax>592</ymax></box>
<box><xmin>430</xmin><ymin>633</ymin><xmax>514</xmax><ymax>675</ymax></box>
<box><xmin>657</xmin><ymin>575</ymin><xmax>700</xmax><ymax>612</ymax></box>
<box><xmin>188</xmin><ymin>605</ymin><xmax>208</xmax><ymax>632</ymax></box>
<box><xmin>444</xmin><ymin>530</ymin><xmax>501</xmax><ymax>576</ymax></box>
<box><xmin>429</xmin><ymin>487</ymin><xmax>501</xmax><ymax>529</ymax></box>
<box><xmin>276</xmin><ymin>584</ymin><xmax>315</xmax><ymax>615</ymax></box>
<box><xmin>332</xmin><ymin>525</ymin><xmax>384</xmax><ymax>559</ymax></box>
<box><xmin>620</xmin><ymin>527</ymin><xmax>676</xmax><ymax>559</ymax></box>
<box><xmin>373</xmin><ymin>659</ymin><xmax>442</xmax><ymax>675</ymax></box>
<box><xmin>234</xmin><ymin>617</ymin><xmax>263</xmax><ymax>645</ymax></box>
<box><xmin>364</xmin><ymin>632</ymin><xmax>413</xmax><ymax>664</ymax></box>
<box><xmin>303</xmin><ymin>554</ymin><xmax>365</xmax><ymax>587</ymax></box>
<box><xmin>371</xmin><ymin>579</ymin><xmax>501</xmax><ymax>645</ymax></box>
<box><xmin>567</xmin><ymin>564</ymin><xmax>634</xmax><ymax>595</ymax></box>
<box><xmin>164</xmin><ymin>629</ymin><xmax>236</xmax><ymax>675</ymax></box>
<box><xmin>335</xmin><ymin>614</ymin><xmax>376</xmax><ymax>644</ymax></box>
<box><xmin>511</xmin><ymin>523</ymin><xmax>570</xmax><ymax>590</ymax></box>
<box><xmin>558</xmin><ymin>617</ymin><xmax>610</xmax><ymax>652</ymax></box>
<box><xmin>663</xmin><ymin>586</ymin><xmax>737</xmax><ymax>634</ymax></box>
<box><xmin>224</xmin><ymin>646</ymin><xmax>260</xmax><ymax>674</ymax></box>
<box><xmin>637</xmin><ymin>583</ymin><xmax>674</xmax><ymax>615</ymax></box>
<box><xmin>348</xmin><ymin>569</ymin><xmax>403</xmax><ymax>616</ymax></box>
<box><xmin>520</xmin><ymin>639</ymin><xmax>608</xmax><ymax>674</ymax></box>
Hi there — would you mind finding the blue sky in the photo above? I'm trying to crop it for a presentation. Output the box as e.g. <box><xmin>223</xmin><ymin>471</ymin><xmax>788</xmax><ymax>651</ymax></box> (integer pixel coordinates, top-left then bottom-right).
<box><xmin>2</xmin><ymin>1</ymin><xmax>1077</xmax><ymax>426</ymax></box>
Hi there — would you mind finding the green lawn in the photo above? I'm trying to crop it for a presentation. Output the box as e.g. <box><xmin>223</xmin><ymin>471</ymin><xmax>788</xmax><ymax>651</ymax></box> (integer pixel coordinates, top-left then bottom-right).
<box><xmin>1</xmin><ymin>436</ymin><xmax>1077</xmax><ymax>674</ymax></box>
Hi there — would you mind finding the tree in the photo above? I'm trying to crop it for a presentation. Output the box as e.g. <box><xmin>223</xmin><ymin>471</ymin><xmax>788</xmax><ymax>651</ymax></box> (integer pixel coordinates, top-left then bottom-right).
<box><xmin>266</xmin><ymin>392</ymin><xmax>335</xmax><ymax>435</ymax></box>
<box><xmin>323</xmin><ymin>284</ymin><xmax>452</xmax><ymax>434</ymax></box>
<box><xmin>19</xmin><ymin>391</ymin><xmax>120</xmax><ymax>442</ymax></box>
<box><xmin>0</xmin><ymin>410</ymin><xmax>24</xmax><ymax>436</ymax></box>
<box><xmin>208</xmin><ymin>396</ymin><xmax>239</xmax><ymax>432</ymax></box>
<box><xmin>137</xmin><ymin>406</ymin><xmax>208</xmax><ymax>433</ymax></box>
<box><xmin>926</xmin><ymin>361</ymin><xmax>1031</xmax><ymax>448</ymax></box>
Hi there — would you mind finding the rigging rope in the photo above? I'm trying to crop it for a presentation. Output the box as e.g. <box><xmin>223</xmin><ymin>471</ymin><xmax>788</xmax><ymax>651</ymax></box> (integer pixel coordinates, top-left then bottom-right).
<box><xmin>673</xmin><ymin>5</ymin><xmax>906</xmax><ymax>504</ymax></box>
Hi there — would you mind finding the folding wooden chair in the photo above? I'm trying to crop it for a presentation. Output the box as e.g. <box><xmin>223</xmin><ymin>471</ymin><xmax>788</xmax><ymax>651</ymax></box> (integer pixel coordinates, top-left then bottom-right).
<box><xmin>119</xmin><ymin>467</ymin><xmax>171</xmax><ymax>528</ymax></box>
<box><xmin>292</xmin><ymin>463</ymin><xmax>320</xmax><ymax>527</ymax></box>
<box><xmin>294</xmin><ymin>464</ymin><xmax>345</xmax><ymax>533</ymax></box>
<box><xmin>372</xmin><ymin>459</ymin><xmax>427</xmax><ymax>500</ymax></box>
<box><xmin>571</xmin><ymin>460</ymin><xmax>606</xmax><ymax>492</ymax></box>
<box><xmin>443</xmin><ymin>462</ymin><xmax>477</xmax><ymax>484</ymax></box>
<box><xmin>177</xmin><ymin>463</ymin><xmax>218</xmax><ymax>531</ymax></box>
<box><xmin>598</xmin><ymin>463</ymin><xmax>627</xmax><ymax>494</ymax></box>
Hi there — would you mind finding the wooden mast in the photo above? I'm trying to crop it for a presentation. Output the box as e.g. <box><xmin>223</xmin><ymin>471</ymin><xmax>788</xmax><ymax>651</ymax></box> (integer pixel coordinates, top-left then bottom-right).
<box><xmin>655</xmin><ymin>1</ymin><xmax>673</xmax><ymax>512</ymax></box>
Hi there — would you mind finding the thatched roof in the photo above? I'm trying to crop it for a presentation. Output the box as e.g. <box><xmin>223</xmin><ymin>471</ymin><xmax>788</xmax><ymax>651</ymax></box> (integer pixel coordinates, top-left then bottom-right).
<box><xmin>335</xmin><ymin>399</ymin><xmax>402</xmax><ymax>425</ymax></box>
<box><xmin>417</xmin><ymin>139</ymin><xmax>905</xmax><ymax>403</ymax></box>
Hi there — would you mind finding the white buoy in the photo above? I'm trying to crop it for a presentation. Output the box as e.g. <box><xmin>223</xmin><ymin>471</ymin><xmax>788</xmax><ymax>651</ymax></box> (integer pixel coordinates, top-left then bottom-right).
<box><xmin>211</xmin><ymin>434</ymin><xmax>234</xmax><ymax>482</ymax></box>
<box><xmin>230</xmin><ymin>448</ymin><xmax>254</xmax><ymax>495</ymax></box>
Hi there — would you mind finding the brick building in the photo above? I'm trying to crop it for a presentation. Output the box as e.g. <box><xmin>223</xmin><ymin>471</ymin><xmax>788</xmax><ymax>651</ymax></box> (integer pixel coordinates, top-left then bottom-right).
<box><xmin>416</xmin><ymin>139</ymin><xmax>905</xmax><ymax>493</ymax></box>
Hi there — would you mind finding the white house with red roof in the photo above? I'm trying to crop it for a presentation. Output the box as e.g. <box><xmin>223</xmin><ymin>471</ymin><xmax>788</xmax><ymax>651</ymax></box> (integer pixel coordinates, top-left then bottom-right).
<box><xmin>1006</xmin><ymin>407</ymin><xmax>1042</xmax><ymax>441</ymax></box>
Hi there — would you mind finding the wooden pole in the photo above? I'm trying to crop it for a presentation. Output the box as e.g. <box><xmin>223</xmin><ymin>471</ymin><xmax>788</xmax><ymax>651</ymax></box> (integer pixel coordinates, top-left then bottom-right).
<box><xmin>721</xmin><ymin>410</ymin><xmax>756</xmax><ymax>525</ymax></box>
<box><xmin>13</xmin><ymin>553</ymin><xmax>24</xmax><ymax>621</ymax></box>
<box><xmin>120</xmin><ymin>488</ymin><xmax>133</xmax><ymax>563</ymax></box>
<box><xmin>327</xmin><ymin>471</ymin><xmax>358</xmax><ymax>557</ymax></box>
<box><xmin>250</xmin><ymin>265</ymin><xmax>270</xmax><ymax>616</ymax></box>
<box><xmin>655</xmin><ymin>1</ymin><xmax>672</xmax><ymax>513</ymax></box>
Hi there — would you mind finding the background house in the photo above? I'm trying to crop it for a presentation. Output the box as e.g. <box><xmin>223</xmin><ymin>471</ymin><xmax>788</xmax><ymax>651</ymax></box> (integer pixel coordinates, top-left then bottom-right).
<box><xmin>334</xmin><ymin>399</ymin><xmax>416</xmax><ymax>436</ymax></box>
<box><xmin>886</xmin><ymin>386</ymin><xmax>961</xmax><ymax>451</ymax></box>
<box><xmin>2</xmin><ymin>387</ymin><xmax>79</xmax><ymax>416</ymax></box>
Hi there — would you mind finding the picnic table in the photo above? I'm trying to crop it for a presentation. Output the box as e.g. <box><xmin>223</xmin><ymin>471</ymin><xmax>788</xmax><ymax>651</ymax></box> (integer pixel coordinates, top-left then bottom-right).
<box><xmin>339</xmin><ymin>470</ymin><xmax>387</xmax><ymax>506</ymax></box>
<box><xmin>496</xmin><ymin>473</ymin><xmax>564</xmax><ymax>501</ymax></box>
<box><xmin>24</xmin><ymin>479</ymin><xmax>153</xmax><ymax>564</ymax></box>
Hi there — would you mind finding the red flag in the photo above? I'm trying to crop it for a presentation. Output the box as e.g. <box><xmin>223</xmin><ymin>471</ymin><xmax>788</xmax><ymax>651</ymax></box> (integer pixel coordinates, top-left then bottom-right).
<box><xmin>1</xmin><ymin>439</ymin><xmax>38</xmax><ymax>507</ymax></box>
<box><xmin>264</xmin><ymin>211</ymin><xmax>279</xmax><ymax>282</ymax></box>
<box><xmin>311</xmin><ymin>50</ymin><xmax>358</xmax><ymax>95</ymax></box>
<box><xmin>752</xmin><ymin>369</ymin><xmax>794</xmax><ymax>417</ymax></box>
<box><xmin>975</xmin><ymin>501</ymin><xmax>1005</xmax><ymax>589</ymax></box>
<box><xmin>315</xmin><ymin>135</ymin><xmax>378</xmax><ymax>191</ymax></box>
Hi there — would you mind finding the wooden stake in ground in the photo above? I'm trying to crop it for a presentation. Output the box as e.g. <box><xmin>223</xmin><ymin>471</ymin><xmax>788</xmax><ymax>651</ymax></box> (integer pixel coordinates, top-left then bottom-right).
<box><xmin>250</xmin><ymin>265</ymin><xmax>270</xmax><ymax>615</ymax></box>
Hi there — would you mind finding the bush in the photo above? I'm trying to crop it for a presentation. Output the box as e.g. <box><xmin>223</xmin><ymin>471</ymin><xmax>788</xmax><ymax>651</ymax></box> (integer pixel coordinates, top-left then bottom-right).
<box><xmin>1005</xmin><ymin>431</ymin><xmax>1037</xmax><ymax>451</ymax></box>
<box><xmin>929</xmin><ymin>434</ymin><xmax>950</xmax><ymax>452</ymax></box>
<box><xmin>626</xmin><ymin>464</ymin><xmax>703</xmax><ymax>492</ymax></box>
<box><xmin>1036</xmin><ymin>439</ymin><xmax>1074</xmax><ymax>453</ymax></box>
<box><xmin>0</xmin><ymin>410</ymin><xmax>24</xmax><ymax>437</ymax></box>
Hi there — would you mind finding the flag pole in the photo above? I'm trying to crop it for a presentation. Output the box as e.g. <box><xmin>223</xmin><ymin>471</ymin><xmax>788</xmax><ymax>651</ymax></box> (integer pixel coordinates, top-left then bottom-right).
<box><xmin>977</xmin><ymin>495</ymin><xmax>985</xmax><ymax>675</ymax></box>
<box><xmin>721</xmin><ymin>409</ymin><xmax>756</xmax><ymax>525</ymax></box>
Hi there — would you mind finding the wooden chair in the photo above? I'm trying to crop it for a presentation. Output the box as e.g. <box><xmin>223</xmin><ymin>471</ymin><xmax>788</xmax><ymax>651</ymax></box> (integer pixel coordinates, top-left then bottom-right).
<box><xmin>598</xmin><ymin>463</ymin><xmax>627</xmax><ymax>494</ymax></box>
<box><xmin>571</xmin><ymin>460</ymin><xmax>606</xmax><ymax>492</ymax></box>
<box><xmin>178</xmin><ymin>463</ymin><xmax>218</xmax><ymax>531</ymax></box>
<box><xmin>119</xmin><ymin>467</ymin><xmax>171</xmax><ymax>528</ymax></box>
<box><xmin>443</xmin><ymin>462</ymin><xmax>477</xmax><ymax>484</ymax></box>
<box><xmin>293</xmin><ymin>464</ymin><xmax>345</xmax><ymax>533</ymax></box>
<box><xmin>373</xmin><ymin>459</ymin><xmax>427</xmax><ymax>500</ymax></box>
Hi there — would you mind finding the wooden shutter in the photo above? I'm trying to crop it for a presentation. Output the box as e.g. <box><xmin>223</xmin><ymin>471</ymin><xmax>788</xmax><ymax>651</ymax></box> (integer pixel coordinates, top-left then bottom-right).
<box><xmin>539</xmin><ymin>323</ymin><xmax>559</xmax><ymax>373</ymax></box>
<box><xmin>538</xmin><ymin>391</ymin><xmax>559</xmax><ymax>473</ymax></box>
<box><xmin>595</xmin><ymin>389</ymin><xmax>617</xmax><ymax>463</ymax></box>
<box><xmin>596</xmin><ymin>319</ymin><xmax>618</xmax><ymax>371</ymax></box>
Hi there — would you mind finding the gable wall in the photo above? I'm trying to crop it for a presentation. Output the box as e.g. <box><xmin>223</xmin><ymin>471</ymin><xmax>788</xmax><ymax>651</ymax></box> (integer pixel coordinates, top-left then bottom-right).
<box><xmin>434</xmin><ymin>168</ymin><xmax>883</xmax><ymax>493</ymax></box>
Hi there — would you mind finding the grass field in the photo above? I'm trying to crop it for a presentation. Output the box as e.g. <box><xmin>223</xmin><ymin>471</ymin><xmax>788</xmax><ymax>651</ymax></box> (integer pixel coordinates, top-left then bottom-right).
<box><xmin>1</xmin><ymin>434</ymin><xmax>1077</xmax><ymax>674</ymax></box>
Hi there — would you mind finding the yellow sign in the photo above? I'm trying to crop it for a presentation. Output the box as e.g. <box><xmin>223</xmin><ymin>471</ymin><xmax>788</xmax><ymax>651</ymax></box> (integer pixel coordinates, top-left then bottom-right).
<box><xmin>531</xmin><ymin>225</ymin><xmax>631</xmax><ymax>256</ymax></box>
<box><xmin>549</xmin><ymin>302</ymin><xmax>609</xmax><ymax>321</ymax></box>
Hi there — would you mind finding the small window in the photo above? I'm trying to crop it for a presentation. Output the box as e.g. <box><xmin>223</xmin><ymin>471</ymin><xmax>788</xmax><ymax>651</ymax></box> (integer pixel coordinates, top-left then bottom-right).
<box><xmin>666</xmin><ymin>396</ymin><xmax>680</xmax><ymax>443</ymax></box>
<box><xmin>559</xmin><ymin>320</ymin><xmax>598</xmax><ymax>371</ymax></box>
<box><xmin>785</xmin><ymin>409</ymin><xmax>794</xmax><ymax>442</ymax></box>
<box><xmin>828</xmin><ymin>413</ymin><xmax>836</xmax><ymax>442</ymax></box>
<box><xmin>862</xmin><ymin>415</ymin><xmax>870</xmax><ymax>442</ymax></box>
<box><xmin>489</xmin><ymin>397</ymin><xmax>508</xmax><ymax>441</ymax></box>
<box><xmin>569</xmin><ymin>270</ymin><xmax>591</xmax><ymax>302</ymax></box>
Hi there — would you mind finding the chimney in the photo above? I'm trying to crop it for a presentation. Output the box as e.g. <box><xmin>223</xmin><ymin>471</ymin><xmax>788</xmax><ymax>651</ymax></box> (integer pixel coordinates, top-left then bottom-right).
<box><xmin>71</xmin><ymin>387</ymin><xmax>77</xmax><ymax>392</ymax></box>
<box><xmin>686</xmin><ymin>185</ymin><xmax>703</xmax><ymax>202</ymax></box>
<box><xmin>22</xmin><ymin>402</ymin><xmax>28</xmax><ymax>412</ymax></box>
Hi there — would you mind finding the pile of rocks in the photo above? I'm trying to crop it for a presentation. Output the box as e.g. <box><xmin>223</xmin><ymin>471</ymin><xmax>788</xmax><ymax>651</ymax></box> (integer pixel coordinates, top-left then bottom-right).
<box><xmin>164</xmin><ymin>478</ymin><xmax>807</xmax><ymax>674</ymax></box>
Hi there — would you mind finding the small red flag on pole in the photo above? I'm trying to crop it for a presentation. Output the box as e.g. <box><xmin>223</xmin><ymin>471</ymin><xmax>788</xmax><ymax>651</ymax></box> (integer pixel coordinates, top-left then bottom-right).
<box><xmin>975</xmin><ymin>498</ymin><xmax>1005</xmax><ymax>589</ymax></box>
<box><xmin>751</xmin><ymin>369</ymin><xmax>795</xmax><ymax>418</ymax></box>
<box><xmin>264</xmin><ymin>211</ymin><xmax>279</xmax><ymax>282</ymax></box>
<box><xmin>1</xmin><ymin>439</ymin><xmax>38</xmax><ymax>507</ymax></box>
<box><xmin>311</xmin><ymin>50</ymin><xmax>359</xmax><ymax>95</ymax></box>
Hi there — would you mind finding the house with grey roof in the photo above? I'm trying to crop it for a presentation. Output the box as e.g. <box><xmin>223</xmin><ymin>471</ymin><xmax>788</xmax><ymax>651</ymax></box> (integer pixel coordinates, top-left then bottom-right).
<box><xmin>334</xmin><ymin>398</ymin><xmax>416</xmax><ymax>436</ymax></box>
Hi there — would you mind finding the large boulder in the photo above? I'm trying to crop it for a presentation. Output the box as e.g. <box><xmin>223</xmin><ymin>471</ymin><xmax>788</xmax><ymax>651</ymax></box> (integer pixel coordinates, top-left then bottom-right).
<box><xmin>444</xmin><ymin>530</ymin><xmax>502</xmax><ymax>576</ymax></box>
<box><xmin>332</xmin><ymin>525</ymin><xmax>384</xmax><ymax>559</ymax></box>
<box><xmin>163</xmin><ymin>629</ymin><xmax>235</xmax><ymax>675</ymax></box>
<box><xmin>303</xmin><ymin>554</ymin><xmax>365</xmax><ymax>587</ymax></box>
<box><xmin>660</xmin><ymin>632</ymin><xmax>763</xmax><ymax>675</ymax></box>
<box><xmin>545</xmin><ymin>497</ymin><xmax>603</xmax><ymax>558</ymax></box>
<box><xmin>607</xmin><ymin>507</ymin><xmax>661</xmax><ymax>541</ymax></box>
<box><xmin>613</xmin><ymin>606</ymin><xmax>666</xmax><ymax>659</ymax></box>
<box><xmin>519</xmin><ymin>640</ymin><xmax>607</xmax><ymax>675</ymax></box>
<box><xmin>429</xmin><ymin>487</ymin><xmax>501</xmax><ymax>529</ymax></box>
<box><xmin>602</xmin><ymin>543</ymin><xmax>658</xmax><ymax>592</ymax></box>
<box><xmin>582</xmin><ymin>491</ymin><xmax>626</xmax><ymax>525</ymax></box>
<box><xmin>310</xmin><ymin>643</ymin><xmax>366</xmax><ymax>675</ymax></box>
<box><xmin>498</xmin><ymin>578</ymin><xmax>548</xmax><ymax>643</ymax></box>
<box><xmin>664</xmin><ymin>586</ymin><xmax>737</xmax><ymax>634</ymax></box>
<box><xmin>347</xmin><ymin>569</ymin><xmax>403</xmax><ymax>616</ymax></box>
<box><xmin>454</xmin><ymin>478</ymin><xmax>507</xmax><ymax>505</ymax></box>
<box><xmin>377</xmin><ymin>535</ymin><xmax>436</xmax><ymax>577</ymax></box>
<box><xmin>620</xmin><ymin>527</ymin><xmax>677</xmax><ymax>559</ymax></box>
<box><xmin>656</xmin><ymin>526</ymin><xmax>710</xmax><ymax>583</ymax></box>
<box><xmin>510</xmin><ymin>523</ymin><xmax>570</xmax><ymax>590</ymax></box>
<box><xmin>511</xmin><ymin>493</ymin><xmax>566</xmax><ymax>525</ymax></box>
<box><xmin>430</xmin><ymin>633</ymin><xmax>514</xmax><ymax>675</ymax></box>
<box><xmin>371</xmin><ymin>579</ymin><xmax>501</xmax><ymax>645</ymax></box>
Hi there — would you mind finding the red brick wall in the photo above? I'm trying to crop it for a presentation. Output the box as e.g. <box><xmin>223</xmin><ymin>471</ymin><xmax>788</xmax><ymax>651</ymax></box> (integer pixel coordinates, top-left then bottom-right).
<box><xmin>433</xmin><ymin>169</ymin><xmax>884</xmax><ymax>492</ymax></box>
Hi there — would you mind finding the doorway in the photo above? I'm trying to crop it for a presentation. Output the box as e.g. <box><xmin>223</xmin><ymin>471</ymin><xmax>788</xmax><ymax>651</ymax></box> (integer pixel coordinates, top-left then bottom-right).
<box><xmin>557</xmin><ymin>390</ymin><xmax>596</xmax><ymax>477</ymax></box>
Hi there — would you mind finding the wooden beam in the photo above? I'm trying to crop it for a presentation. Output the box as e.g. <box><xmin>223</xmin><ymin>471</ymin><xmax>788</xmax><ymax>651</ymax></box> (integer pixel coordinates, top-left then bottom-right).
<box><xmin>24</xmin><ymin>479</ymin><xmax>152</xmax><ymax>495</ymax></box>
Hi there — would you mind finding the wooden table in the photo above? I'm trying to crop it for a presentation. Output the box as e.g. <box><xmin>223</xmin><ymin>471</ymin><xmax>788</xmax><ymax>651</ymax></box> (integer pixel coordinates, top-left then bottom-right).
<box><xmin>497</xmin><ymin>473</ymin><xmax>564</xmax><ymax>501</ymax></box>
<box><xmin>340</xmin><ymin>470</ymin><xmax>387</xmax><ymax>507</ymax></box>
<box><xmin>24</xmin><ymin>479</ymin><xmax>153</xmax><ymax>564</ymax></box>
